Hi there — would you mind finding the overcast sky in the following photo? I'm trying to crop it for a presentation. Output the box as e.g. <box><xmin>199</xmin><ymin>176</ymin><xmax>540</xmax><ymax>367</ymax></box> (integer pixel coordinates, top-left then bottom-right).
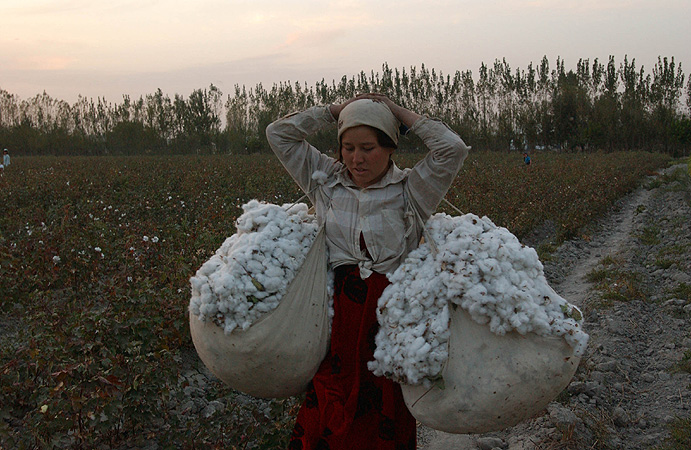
<box><xmin>2</xmin><ymin>0</ymin><xmax>689</xmax><ymax>103</ymax></box>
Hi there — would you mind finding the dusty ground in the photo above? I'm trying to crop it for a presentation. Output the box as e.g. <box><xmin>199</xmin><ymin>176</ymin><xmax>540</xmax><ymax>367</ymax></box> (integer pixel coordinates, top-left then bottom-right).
<box><xmin>419</xmin><ymin>163</ymin><xmax>691</xmax><ymax>449</ymax></box>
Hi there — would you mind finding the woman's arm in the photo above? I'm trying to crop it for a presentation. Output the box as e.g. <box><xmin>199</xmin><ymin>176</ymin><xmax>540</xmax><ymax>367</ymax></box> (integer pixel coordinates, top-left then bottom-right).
<box><xmin>406</xmin><ymin>118</ymin><xmax>470</xmax><ymax>220</ymax></box>
<box><xmin>266</xmin><ymin>106</ymin><xmax>339</xmax><ymax>194</ymax></box>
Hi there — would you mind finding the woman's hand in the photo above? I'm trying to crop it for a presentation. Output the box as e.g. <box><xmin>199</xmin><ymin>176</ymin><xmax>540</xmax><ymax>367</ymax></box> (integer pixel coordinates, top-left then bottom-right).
<box><xmin>330</xmin><ymin>93</ymin><xmax>422</xmax><ymax>128</ymax></box>
<box><xmin>329</xmin><ymin>95</ymin><xmax>362</xmax><ymax>120</ymax></box>
<box><xmin>364</xmin><ymin>93</ymin><xmax>422</xmax><ymax>128</ymax></box>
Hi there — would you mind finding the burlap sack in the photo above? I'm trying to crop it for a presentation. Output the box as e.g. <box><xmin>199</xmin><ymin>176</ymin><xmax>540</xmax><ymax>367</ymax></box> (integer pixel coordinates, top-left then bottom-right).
<box><xmin>189</xmin><ymin>226</ymin><xmax>330</xmax><ymax>399</ymax></box>
<box><xmin>401</xmin><ymin>303</ymin><xmax>581</xmax><ymax>434</ymax></box>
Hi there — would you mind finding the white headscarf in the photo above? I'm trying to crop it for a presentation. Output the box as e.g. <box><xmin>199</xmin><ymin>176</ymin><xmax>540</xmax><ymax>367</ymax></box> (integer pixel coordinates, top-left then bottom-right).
<box><xmin>337</xmin><ymin>99</ymin><xmax>400</xmax><ymax>146</ymax></box>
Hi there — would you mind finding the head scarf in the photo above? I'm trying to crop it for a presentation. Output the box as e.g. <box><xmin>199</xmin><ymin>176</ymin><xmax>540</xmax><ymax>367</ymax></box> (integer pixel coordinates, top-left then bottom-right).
<box><xmin>337</xmin><ymin>99</ymin><xmax>400</xmax><ymax>146</ymax></box>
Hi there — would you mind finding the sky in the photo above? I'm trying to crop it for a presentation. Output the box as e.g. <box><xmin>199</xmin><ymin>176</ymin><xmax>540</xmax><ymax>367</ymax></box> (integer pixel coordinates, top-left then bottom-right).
<box><xmin>1</xmin><ymin>0</ymin><xmax>689</xmax><ymax>103</ymax></box>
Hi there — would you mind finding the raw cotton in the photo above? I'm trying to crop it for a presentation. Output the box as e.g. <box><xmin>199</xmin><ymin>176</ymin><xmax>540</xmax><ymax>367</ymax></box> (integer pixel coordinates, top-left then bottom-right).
<box><xmin>189</xmin><ymin>200</ymin><xmax>331</xmax><ymax>334</ymax></box>
<box><xmin>368</xmin><ymin>213</ymin><xmax>588</xmax><ymax>386</ymax></box>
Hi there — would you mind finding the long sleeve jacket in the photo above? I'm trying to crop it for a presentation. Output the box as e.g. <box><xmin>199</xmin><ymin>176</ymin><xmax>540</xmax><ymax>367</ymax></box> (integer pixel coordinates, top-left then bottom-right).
<box><xmin>266</xmin><ymin>106</ymin><xmax>469</xmax><ymax>278</ymax></box>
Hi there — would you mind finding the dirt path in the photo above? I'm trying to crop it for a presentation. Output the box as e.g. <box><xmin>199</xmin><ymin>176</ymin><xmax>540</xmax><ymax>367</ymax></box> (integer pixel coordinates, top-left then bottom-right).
<box><xmin>555</xmin><ymin>187</ymin><xmax>653</xmax><ymax>307</ymax></box>
<box><xmin>419</xmin><ymin>163</ymin><xmax>691</xmax><ymax>450</ymax></box>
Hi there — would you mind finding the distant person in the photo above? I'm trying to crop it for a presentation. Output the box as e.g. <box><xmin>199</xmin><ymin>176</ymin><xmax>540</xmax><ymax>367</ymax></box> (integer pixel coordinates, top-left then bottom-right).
<box><xmin>3</xmin><ymin>149</ymin><xmax>9</xmax><ymax>168</ymax></box>
<box><xmin>523</xmin><ymin>152</ymin><xmax>531</xmax><ymax>167</ymax></box>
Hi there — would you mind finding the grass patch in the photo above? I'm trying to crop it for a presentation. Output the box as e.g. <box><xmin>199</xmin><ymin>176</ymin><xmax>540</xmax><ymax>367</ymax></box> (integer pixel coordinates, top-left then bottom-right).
<box><xmin>601</xmin><ymin>291</ymin><xmax>631</xmax><ymax>302</ymax></box>
<box><xmin>674</xmin><ymin>350</ymin><xmax>691</xmax><ymax>374</ymax></box>
<box><xmin>600</xmin><ymin>255</ymin><xmax>618</xmax><ymax>266</ymax></box>
<box><xmin>588</xmin><ymin>267</ymin><xmax>646</xmax><ymax>303</ymax></box>
<box><xmin>658</xmin><ymin>244</ymin><xmax>688</xmax><ymax>258</ymax></box>
<box><xmin>656</xmin><ymin>244</ymin><xmax>688</xmax><ymax>270</ymax></box>
<box><xmin>663</xmin><ymin>167</ymin><xmax>691</xmax><ymax>192</ymax></box>
<box><xmin>669</xmin><ymin>283</ymin><xmax>691</xmax><ymax>301</ymax></box>
<box><xmin>648</xmin><ymin>166</ymin><xmax>690</xmax><ymax>192</ymax></box>
<box><xmin>581</xmin><ymin>410</ymin><xmax>617</xmax><ymax>450</ymax></box>
<box><xmin>668</xmin><ymin>216</ymin><xmax>690</xmax><ymax>228</ymax></box>
<box><xmin>587</xmin><ymin>253</ymin><xmax>647</xmax><ymax>304</ymax></box>
<box><xmin>653</xmin><ymin>416</ymin><xmax>691</xmax><ymax>450</ymax></box>
<box><xmin>537</xmin><ymin>242</ymin><xmax>558</xmax><ymax>261</ymax></box>
<box><xmin>587</xmin><ymin>268</ymin><xmax>616</xmax><ymax>283</ymax></box>
<box><xmin>637</xmin><ymin>225</ymin><xmax>661</xmax><ymax>246</ymax></box>
<box><xmin>655</xmin><ymin>258</ymin><xmax>676</xmax><ymax>269</ymax></box>
<box><xmin>647</xmin><ymin>178</ymin><xmax>664</xmax><ymax>190</ymax></box>
<box><xmin>586</xmin><ymin>255</ymin><xmax>621</xmax><ymax>283</ymax></box>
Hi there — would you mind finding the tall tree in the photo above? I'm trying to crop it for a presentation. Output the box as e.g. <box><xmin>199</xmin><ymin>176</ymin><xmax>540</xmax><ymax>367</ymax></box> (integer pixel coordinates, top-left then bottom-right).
<box><xmin>650</xmin><ymin>56</ymin><xmax>685</xmax><ymax>154</ymax></box>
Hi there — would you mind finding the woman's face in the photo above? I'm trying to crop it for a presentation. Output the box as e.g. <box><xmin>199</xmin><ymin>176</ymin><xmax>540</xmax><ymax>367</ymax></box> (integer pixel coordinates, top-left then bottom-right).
<box><xmin>340</xmin><ymin>125</ymin><xmax>394</xmax><ymax>189</ymax></box>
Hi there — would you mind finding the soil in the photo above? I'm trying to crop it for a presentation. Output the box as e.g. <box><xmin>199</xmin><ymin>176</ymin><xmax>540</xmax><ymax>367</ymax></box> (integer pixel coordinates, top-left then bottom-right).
<box><xmin>418</xmin><ymin>163</ymin><xmax>691</xmax><ymax>449</ymax></box>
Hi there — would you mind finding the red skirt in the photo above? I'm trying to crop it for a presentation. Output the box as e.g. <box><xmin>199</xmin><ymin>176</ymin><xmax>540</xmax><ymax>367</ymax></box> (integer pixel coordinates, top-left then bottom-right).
<box><xmin>288</xmin><ymin>265</ymin><xmax>417</xmax><ymax>450</ymax></box>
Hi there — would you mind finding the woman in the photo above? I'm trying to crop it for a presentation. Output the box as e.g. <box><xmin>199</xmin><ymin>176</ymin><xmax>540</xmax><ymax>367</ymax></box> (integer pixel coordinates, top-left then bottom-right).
<box><xmin>266</xmin><ymin>93</ymin><xmax>469</xmax><ymax>450</ymax></box>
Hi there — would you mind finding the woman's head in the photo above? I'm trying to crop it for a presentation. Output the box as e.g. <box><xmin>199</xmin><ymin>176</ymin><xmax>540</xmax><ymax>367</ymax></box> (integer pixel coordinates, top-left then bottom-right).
<box><xmin>339</xmin><ymin>125</ymin><xmax>395</xmax><ymax>188</ymax></box>
<box><xmin>337</xmin><ymin>99</ymin><xmax>399</xmax><ymax>148</ymax></box>
<box><xmin>336</xmin><ymin>99</ymin><xmax>400</xmax><ymax>188</ymax></box>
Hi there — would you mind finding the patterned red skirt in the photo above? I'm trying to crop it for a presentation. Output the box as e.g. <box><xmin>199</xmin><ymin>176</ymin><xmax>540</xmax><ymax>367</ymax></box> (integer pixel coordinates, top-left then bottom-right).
<box><xmin>288</xmin><ymin>265</ymin><xmax>417</xmax><ymax>450</ymax></box>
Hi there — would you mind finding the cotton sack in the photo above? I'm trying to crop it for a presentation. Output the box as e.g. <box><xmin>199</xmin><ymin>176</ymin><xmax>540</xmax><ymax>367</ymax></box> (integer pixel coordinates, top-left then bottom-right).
<box><xmin>400</xmin><ymin>303</ymin><xmax>581</xmax><ymax>433</ymax></box>
<box><xmin>369</xmin><ymin>212</ymin><xmax>586</xmax><ymax>433</ymax></box>
<box><xmin>189</xmin><ymin>226</ymin><xmax>330</xmax><ymax>398</ymax></box>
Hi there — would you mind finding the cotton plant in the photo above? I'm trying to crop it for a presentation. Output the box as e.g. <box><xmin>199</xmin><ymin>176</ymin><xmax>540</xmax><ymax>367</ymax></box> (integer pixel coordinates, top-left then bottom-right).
<box><xmin>189</xmin><ymin>199</ymin><xmax>333</xmax><ymax>334</ymax></box>
<box><xmin>368</xmin><ymin>213</ymin><xmax>589</xmax><ymax>386</ymax></box>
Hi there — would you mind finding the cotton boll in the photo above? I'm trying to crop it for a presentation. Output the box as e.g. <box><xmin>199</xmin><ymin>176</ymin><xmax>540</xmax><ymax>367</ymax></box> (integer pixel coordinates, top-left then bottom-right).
<box><xmin>189</xmin><ymin>276</ymin><xmax>206</xmax><ymax>294</ymax></box>
<box><xmin>264</xmin><ymin>264</ymin><xmax>286</xmax><ymax>279</ymax></box>
<box><xmin>189</xmin><ymin>298</ymin><xmax>201</xmax><ymax>316</ymax></box>
<box><xmin>223</xmin><ymin>319</ymin><xmax>238</xmax><ymax>334</ymax></box>
<box><xmin>464</xmin><ymin>284</ymin><xmax>488</xmax><ymax>299</ymax></box>
<box><xmin>245</xmin><ymin>259</ymin><xmax>265</xmax><ymax>274</ymax></box>
<box><xmin>253</xmin><ymin>302</ymin><xmax>273</xmax><ymax>313</ymax></box>
<box><xmin>312</xmin><ymin>170</ymin><xmax>329</xmax><ymax>185</ymax></box>
<box><xmin>200</xmin><ymin>302</ymin><xmax>218</xmax><ymax>317</ymax></box>
<box><xmin>411</xmin><ymin>321</ymin><xmax>427</xmax><ymax>338</ymax></box>
<box><xmin>198</xmin><ymin>257</ymin><xmax>222</xmax><ymax>277</ymax></box>
<box><xmin>416</xmin><ymin>342</ymin><xmax>432</xmax><ymax>359</ymax></box>
<box><xmin>429</xmin><ymin>306</ymin><xmax>449</xmax><ymax>335</ymax></box>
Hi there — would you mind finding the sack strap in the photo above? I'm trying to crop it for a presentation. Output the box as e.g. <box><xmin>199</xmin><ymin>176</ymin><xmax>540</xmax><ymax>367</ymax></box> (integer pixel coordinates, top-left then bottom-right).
<box><xmin>284</xmin><ymin>176</ymin><xmax>333</xmax><ymax>221</ymax></box>
<box><xmin>283</xmin><ymin>186</ymin><xmax>318</xmax><ymax>212</ymax></box>
<box><xmin>411</xmin><ymin>197</ymin><xmax>464</xmax><ymax>257</ymax></box>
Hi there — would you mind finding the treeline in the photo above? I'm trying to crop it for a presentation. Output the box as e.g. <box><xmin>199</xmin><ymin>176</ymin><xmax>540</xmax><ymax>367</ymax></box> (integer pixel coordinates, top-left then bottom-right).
<box><xmin>1</xmin><ymin>56</ymin><xmax>690</xmax><ymax>157</ymax></box>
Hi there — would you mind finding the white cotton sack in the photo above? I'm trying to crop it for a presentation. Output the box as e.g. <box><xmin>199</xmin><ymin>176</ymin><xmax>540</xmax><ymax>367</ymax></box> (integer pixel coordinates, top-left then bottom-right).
<box><xmin>189</xmin><ymin>200</ymin><xmax>333</xmax><ymax>334</ymax></box>
<box><xmin>369</xmin><ymin>212</ymin><xmax>588</xmax><ymax>386</ymax></box>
